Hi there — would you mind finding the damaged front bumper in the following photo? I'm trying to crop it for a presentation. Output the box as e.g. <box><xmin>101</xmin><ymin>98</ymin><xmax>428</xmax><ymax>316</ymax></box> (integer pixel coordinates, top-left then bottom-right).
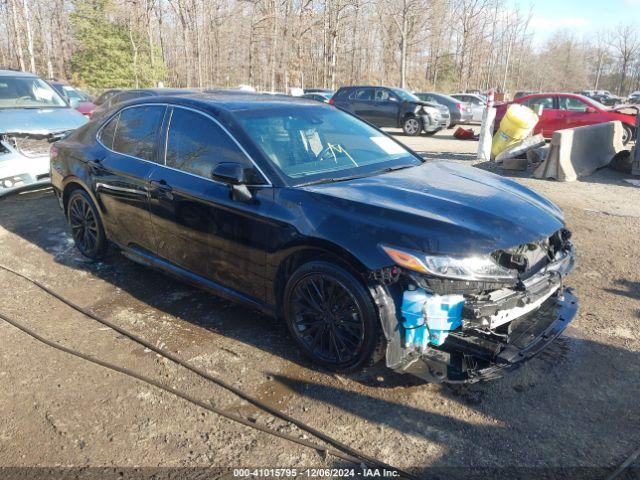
<box><xmin>0</xmin><ymin>132</ymin><xmax>63</xmax><ymax>197</ymax></box>
<box><xmin>378</xmin><ymin>237</ymin><xmax>578</xmax><ymax>384</ymax></box>
<box><xmin>396</xmin><ymin>288</ymin><xmax>577</xmax><ymax>383</ymax></box>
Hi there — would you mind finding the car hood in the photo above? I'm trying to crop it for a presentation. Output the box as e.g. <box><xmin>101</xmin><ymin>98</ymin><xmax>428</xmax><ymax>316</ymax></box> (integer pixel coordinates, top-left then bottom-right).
<box><xmin>0</xmin><ymin>107</ymin><xmax>88</xmax><ymax>135</ymax></box>
<box><xmin>300</xmin><ymin>161</ymin><xmax>565</xmax><ymax>257</ymax></box>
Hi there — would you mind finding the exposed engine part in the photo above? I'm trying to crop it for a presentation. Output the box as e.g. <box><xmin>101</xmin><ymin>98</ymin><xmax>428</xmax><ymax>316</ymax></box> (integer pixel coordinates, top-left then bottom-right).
<box><xmin>5</xmin><ymin>135</ymin><xmax>52</xmax><ymax>158</ymax></box>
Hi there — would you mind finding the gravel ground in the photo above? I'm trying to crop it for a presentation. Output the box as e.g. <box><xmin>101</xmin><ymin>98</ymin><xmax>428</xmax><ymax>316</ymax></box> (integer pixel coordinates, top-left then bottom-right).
<box><xmin>0</xmin><ymin>128</ymin><xmax>639</xmax><ymax>479</ymax></box>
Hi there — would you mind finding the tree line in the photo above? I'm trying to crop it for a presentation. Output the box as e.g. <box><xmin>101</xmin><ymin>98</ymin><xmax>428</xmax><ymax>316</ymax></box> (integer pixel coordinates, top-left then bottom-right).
<box><xmin>1</xmin><ymin>0</ymin><xmax>639</xmax><ymax>96</ymax></box>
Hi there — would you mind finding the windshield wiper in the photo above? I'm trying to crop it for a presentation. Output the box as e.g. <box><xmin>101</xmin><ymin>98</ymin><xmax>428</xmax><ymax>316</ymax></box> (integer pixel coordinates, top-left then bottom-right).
<box><xmin>376</xmin><ymin>164</ymin><xmax>415</xmax><ymax>174</ymax></box>
<box><xmin>298</xmin><ymin>173</ymin><xmax>373</xmax><ymax>186</ymax></box>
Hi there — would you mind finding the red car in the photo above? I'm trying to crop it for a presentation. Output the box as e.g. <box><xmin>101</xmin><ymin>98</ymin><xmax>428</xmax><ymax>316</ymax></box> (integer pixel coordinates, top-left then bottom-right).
<box><xmin>48</xmin><ymin>81</ymin><xmax>96</xmax><ymax>118</ymax></box>
<box><xmin>495</xmin><ymin>93</ymin><xmax>637</xmax><ymax>145</ymax></box>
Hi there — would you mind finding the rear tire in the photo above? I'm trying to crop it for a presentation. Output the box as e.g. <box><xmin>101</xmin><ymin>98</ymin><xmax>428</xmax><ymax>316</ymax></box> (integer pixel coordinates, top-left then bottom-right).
<box><xmin>67</xmin><ymin>189</ymin><xmax>107</xmax><ymax>260</ymax></box>
<box><xmin>283</xmin><ymin>261</ymin><xmax>385</xmax><ymax>372</ymax></box>
<box><xmin>402</xmin><ymin>117</ymin><xmax>422</xmax><ymax>136</ymax></box>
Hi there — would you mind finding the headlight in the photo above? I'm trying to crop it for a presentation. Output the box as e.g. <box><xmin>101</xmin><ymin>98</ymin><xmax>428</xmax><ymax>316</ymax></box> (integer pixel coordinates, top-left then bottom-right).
<box><xmin>381</xmin><ymin>245</ymin><xmax>517</xmax><ymax>281</ymax></box>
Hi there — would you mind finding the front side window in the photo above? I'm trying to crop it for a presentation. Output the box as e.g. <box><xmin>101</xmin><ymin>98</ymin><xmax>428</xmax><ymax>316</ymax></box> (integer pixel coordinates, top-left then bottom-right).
<box><xmin>0</xmin><ymin>76</ymin><xmax>67</xmax><ymax>109</ymax></box>
<box><xmin>558</xmin><ymin>96</ymin><xmax>589</xmax><ymax>112</ymax></box>
<box><xmin>374</xmin><ymin>89</ymin><xmax>391</xmax><ymax>101</ymax></box>
<box><xmin>236</xmin><ymin>105</ymin><xmax>422</xmax><ymax>185</ymax></box>
<box><xmin>165</xmin><ymin>108</ymin><xmax>260</xmax><ymax>182</ymax></box>
<box><xmin>111</xmin><ymin>105</ymin><xmax>165</xmax><ymax>161</ymax></box>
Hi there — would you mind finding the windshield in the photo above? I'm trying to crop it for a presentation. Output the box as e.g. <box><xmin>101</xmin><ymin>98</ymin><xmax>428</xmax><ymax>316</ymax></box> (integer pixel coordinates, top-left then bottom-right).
<box><xmin>390</xmin><ymin>88</ymin><xmax>419</xmax><ymax>102</ymax></box>
<box><xmin>62</xmin><ymin>85</ymin><xmax>89</xmax><ymax>102</ymax></box>
<box><xmin>0</xmin><ymin>76</ymin><xmax>67</xmax><ymax>109</ymax></box>
<box><xmin>236</xmin><ymin>106</ymin><xmax>422</xmax><ymax>185</ymax></box>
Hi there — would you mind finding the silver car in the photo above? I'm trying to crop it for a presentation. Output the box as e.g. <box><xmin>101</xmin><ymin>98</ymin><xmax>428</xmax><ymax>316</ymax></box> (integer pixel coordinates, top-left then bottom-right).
<box><xmin>0</xmin><ymin>70</ymin><xmax>87</xmax><ymax>197</ymax></box>
<box><xmin>451</xmin><ymin>93</ymin><xmax>486</xmax><ymax>123</ymax></box>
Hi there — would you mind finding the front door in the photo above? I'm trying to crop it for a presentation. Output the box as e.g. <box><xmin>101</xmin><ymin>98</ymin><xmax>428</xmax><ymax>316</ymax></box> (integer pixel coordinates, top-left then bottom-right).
<box><xmin>93</xmin><ymin>104</ymin><xmax>166</xmax><ymax>252</ymax></box>
<box><xmin>148</xmin><ymin>106</ymin><xmax>273</xmax><ymax>301</ymax></box>
<box><xmin>557</xmin><ymin>96</ymin><xmax>593</xmax><ymax>129</ymax></box>
<box><xmin>522</xmin><ymin>95</ymin><xmax>560</xmax><ymax>137</ymax></box>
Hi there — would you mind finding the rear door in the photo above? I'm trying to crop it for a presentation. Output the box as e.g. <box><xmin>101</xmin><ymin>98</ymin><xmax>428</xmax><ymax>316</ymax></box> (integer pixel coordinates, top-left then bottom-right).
<box><xmin>94</xmin><ymin>104</ymin><xmax>166</xmax><ymax>252</ymax></box>
<box><xmin>148</xmin><ymin>106</ymin><xmax>272</xmax><ymax>300</ymax></box>
<box><xmin>347</xmin><ymin>88</ymin><xmax>376</xmax><ymax>123</ymax></box>
<box><xmin>521</xmin><ymin>95</ymin><xmax>560</xmax><ymax>137</ymax></box>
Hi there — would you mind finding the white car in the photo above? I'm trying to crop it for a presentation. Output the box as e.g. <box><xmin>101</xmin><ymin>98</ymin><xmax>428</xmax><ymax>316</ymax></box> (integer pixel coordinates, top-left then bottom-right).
<box><xmin>450</xmin><ymin>93</ymin><xmax>485</xmax><ymax>123</ymax></box>
<box><xmin>0</xmin><ymin>70</ymin><xmax>87</xmax><ymax>197</ymax></box>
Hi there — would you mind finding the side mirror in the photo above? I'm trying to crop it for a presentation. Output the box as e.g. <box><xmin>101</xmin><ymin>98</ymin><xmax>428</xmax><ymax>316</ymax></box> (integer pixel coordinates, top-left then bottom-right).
<box><xmin>586</xmin><ymin>106</ymin><xmax>596</xmax><ymax>113</ymax></box>
<box><xmin>212</xmin><ymin>162</ymin><xmax>249</xmax><ymax>184</ymax></box>
<box><xmin>211</xmin><ymin>162</ymin><xmax>255</xmax><ymax>203</ymax></box>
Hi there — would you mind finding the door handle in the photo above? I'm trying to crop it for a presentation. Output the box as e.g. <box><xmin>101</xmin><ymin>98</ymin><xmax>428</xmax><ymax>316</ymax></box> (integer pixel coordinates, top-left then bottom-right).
<box><xmin>150</xmin><ymin>179</ymin><xmax>173</xmax><ymax>199</ymax></box>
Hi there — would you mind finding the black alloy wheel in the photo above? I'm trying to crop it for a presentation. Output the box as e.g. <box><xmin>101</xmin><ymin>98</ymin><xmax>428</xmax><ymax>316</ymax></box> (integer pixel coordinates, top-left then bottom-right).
<box><xmin>284</xmin><ymin>261</ymin><xmax>384</xmax><ymax>371</ymax></box>
<box><xmin>67</xmin><ymin>190</ymin><xmax>107</xmax><ymax>260</ymax></box>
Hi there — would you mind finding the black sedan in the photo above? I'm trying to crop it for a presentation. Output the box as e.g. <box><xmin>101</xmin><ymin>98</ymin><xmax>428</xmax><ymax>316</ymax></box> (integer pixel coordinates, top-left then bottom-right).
<box><xmin>51</xmin><ymin>93</ymin><xmax>577</xmax><ymax>383</ymax></box>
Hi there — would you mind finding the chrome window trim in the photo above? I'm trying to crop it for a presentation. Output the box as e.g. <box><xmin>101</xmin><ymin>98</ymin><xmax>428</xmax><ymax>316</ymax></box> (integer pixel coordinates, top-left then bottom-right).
<box><xmin>96</xmin><ymin>102</ymin><xmax>272</xmax><ymax>188</ymax></box>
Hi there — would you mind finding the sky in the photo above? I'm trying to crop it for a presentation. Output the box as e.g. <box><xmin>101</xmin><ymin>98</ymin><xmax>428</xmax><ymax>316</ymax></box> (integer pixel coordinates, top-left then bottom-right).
<box><xmin>513</xmin><ymin>0</ymin><xmax>640</xmax><ymax>44</ymax></box>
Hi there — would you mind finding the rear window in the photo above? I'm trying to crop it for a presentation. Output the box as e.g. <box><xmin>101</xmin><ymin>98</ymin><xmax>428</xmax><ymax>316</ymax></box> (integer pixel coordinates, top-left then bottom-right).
<box><xmin>109</xmin><ymin>105</ymin><xmax>165</xmax><ymax>161</ymax></box>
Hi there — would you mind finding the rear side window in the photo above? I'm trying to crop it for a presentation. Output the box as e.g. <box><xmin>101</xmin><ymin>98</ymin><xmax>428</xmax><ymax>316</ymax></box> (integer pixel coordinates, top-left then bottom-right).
<box><xmin>111</xmin><ymin>105</ymin><xmax>165</xmax><ymax>161</ymax></box>
<box><xmin>558</xmin><ymin>96</ymin><xmax>588</xmax><ymax>112</ymax></box>
<box><xmin>99</xmin><ymin>114</ymin><xmax>118</xmax><ymax>149</ymax></box>
<box><xmin>165</xmin><ymin>108</ymin><xmax>261</xmax><ymax>182</ymax></box>
<box><xmin>349</xmin><ymin>88</ymin><xmax>373</xmax><ymax>101</ymax></box>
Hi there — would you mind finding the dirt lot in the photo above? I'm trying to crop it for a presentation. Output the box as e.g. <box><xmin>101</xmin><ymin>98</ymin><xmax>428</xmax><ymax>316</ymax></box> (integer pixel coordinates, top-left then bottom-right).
<box><xmin>1</xmin><ymin>129</ymin><xmax>639</xmax><ymax>479</ymax></box>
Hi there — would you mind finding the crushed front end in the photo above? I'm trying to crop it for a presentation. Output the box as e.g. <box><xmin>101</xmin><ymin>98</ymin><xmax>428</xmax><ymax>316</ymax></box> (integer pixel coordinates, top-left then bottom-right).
<box><xmin>376</xmin><ymin>228</ymin><xmax>578</xmax><ymax>383</ymax></box>
<box><xmin>0</xmin><ymin>131</ymin><xmax>67</xmax><ymax>197</ymax></box>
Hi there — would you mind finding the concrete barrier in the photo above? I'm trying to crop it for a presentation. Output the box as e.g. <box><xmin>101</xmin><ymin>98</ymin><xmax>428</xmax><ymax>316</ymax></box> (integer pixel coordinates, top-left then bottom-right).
<box><xmin>533</xmin><ymin>121</ymin><xmax>625</xmax><ymax>182</ymax></box>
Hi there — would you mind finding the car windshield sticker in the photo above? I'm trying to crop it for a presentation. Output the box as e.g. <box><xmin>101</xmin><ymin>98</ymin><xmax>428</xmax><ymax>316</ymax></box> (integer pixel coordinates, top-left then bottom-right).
<box><xmin>371</xmin><ymin>136</ymin><xmax>406</xmax><ymax>155</ymax></box>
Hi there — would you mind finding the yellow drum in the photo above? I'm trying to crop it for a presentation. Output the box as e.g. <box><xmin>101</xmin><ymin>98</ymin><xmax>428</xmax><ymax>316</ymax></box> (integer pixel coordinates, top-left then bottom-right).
<box><xmin>491</xmin><ymin>104</ymin><xmax>539</xmax><ymax>159</ymax></box>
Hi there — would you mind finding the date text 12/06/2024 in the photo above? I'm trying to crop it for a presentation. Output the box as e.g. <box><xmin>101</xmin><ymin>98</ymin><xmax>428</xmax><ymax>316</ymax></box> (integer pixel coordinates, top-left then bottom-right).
<box><xmin>233</xmin><ymin>468</ymin><xmax>401</xmax><ymax>477</ymax></box>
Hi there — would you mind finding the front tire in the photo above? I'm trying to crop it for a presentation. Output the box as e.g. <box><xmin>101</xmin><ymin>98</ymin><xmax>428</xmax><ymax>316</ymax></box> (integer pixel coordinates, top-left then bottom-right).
<box><xmin>283</xmin><ymin>261</ymin><xmax>384</xmax><ymax>372</ymax></box>
<box><xmin>402</xmin><ymin>117</ymin><xmax>422</xmax><ymax>136</ymax></box>
<box><xmin>67</xmin><ymin>189</ymin><xmax>108</xmax><ymax>260</ymax></box>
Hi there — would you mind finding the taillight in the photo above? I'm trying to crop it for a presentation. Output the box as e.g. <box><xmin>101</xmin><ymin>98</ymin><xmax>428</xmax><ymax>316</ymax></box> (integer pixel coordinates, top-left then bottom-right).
<box><xmin>456</xmin><ymin>103</ymin><xmax>462</xmax><ymax>111</ymax></box>
<box><xmin>328</xmin><ymin>98</ymin><xmax>334</xmax><ymax>105</ymax></box>
<box><xmin>50</xmin><ymin>145</ymin><xmax>58</xmax><ymax>160</ymax></box>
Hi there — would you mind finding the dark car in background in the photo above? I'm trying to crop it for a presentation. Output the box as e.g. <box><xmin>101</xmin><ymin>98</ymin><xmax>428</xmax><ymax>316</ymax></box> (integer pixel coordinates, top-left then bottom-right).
<box><xmin>92</xmin><ymin>88</ymin><xmax>196</xmax><ymax>119</ymax></box>
<box><xmin>51</xmin><ymin>92</ymin><xmax>577</xmax><ymax>383</ymax></box>
<box><xmin>414</xmin><ymin>92</ymin><xmax>473</xmax><ymax>128</ymax></box>
<box><xmin>332</xmin><ymin>86</ymin><xmax>446</xmax><ymax>135</ymax></box>
<box><xmin>302</xmin><ymin>92</ymin><xmax>333</xmax><ymax>103</ymax></box>
<box><xmin>48</xmin><ymin>80</ymin><xmax>96</xmax><ymax>118</ymax></box>
<box><xmin>94</xmin><ymin>89</ymin><xmax>123</xmax><ymax>106</ymax></box>
<box><xmin>0</xmin><ymin>70</ymin><xmax>87</xmax><ymax>197</ymax></box>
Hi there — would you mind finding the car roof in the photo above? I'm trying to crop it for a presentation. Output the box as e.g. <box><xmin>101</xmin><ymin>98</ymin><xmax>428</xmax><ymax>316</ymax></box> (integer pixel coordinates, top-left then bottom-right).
<box><xmin>0</xmin><ymin>69</ymin><xmax>38</xmax><ymax>78</ymax></box>
<box><xmin>129</xmin><ymin>91</ymin><xmax>327</xmax><ymax>112</ymax></box>
<box><xmin>120</xmin><ymin>88</ymin><xmax>196</xmax><ymax>96</ymax></box>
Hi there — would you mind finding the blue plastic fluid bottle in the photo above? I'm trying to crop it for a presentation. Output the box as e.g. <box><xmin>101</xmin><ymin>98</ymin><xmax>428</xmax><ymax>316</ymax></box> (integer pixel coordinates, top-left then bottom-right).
<box><xmin>401</xmin><ymin>287</ymin><xmax>465</xmax><ymax>349</ymax></box>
